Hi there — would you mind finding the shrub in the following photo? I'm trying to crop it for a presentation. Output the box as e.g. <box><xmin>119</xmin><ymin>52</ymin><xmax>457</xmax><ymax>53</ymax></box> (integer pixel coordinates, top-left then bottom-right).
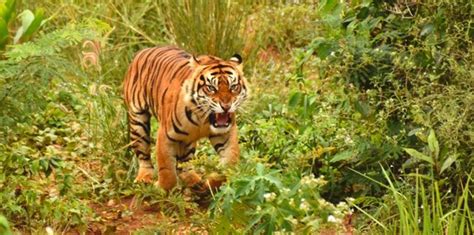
<box><xmin>158</xmin><ymin>0</ymin><xmax>252</xmax><ymax>58</ymax></box>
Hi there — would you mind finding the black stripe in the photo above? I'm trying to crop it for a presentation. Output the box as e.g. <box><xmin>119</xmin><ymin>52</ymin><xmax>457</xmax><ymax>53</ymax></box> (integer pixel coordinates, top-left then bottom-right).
<box><xmin>147</xmin><ymin>49</ymin><xmax>171</xmax><ymax>95</ymax></box>
<box><xmin>129</xmin><ymin>119</ymin><xmax>150</xmax><ymax>134</ymax></box>
<box><xmin>209</xmin><ymin>134</ymin><xmax>223</xmax><ymax>139</ymax></box>
<box><xmin>213</xmin><ymin>138</ymin><xmax>229</xmax><ymax>153</ymax></box>
<box><xmin>173</xmin><ymin>100</ymin><xmax>182</xmax><ymax>126</ymax></box>
<box><xmin>161</xmin><ymin>87</ymin><xmax>169</xmax><ymax>106</ymax></box>
<box><xmin>166</xmin><ymin>132</ymin><xmax>181</xmax><ymax>143</ymax></box>
<box><xmin>224</xmin><ymin>71</ymin><xmax>233</xmax><ymax>75</ymax></box>
<box><xmin>179</xmin><ymin>52</ymin><xmax>191</xmax><ymax>59</ymax></box>
<box><xmin>137</xmin><ymin>50</ymin><xmax>156</xmax><ymax>79</ymax></box>
<box><xmin>130</xmin><ymin>133</ymin><xmax>150</xmax><ymax>145</ymax></box>
<box><xmin>169</xmin><ymin>61</ymin><xmax>190</xmax><ymax>81</ymax></box>
<box><xmin>135</xmin><ymin>150</ymin><xmax>150</xmax><ymax>159</ymax></box>
<box><xmin>211</xmin><ymin>64</ymin><xmax>232</xmax><ymax>70</ymax></box>
<box><xmin>177</xmin><ymin>148</ymin><xmax>196</xmax><ymax>162</ymax></box>
<box><xmin>191</xmin><ymin>98</ymin><xmax>198</xmax><ymax>106</ymax></box>
<box><xmin>185</xmin><ymin>106</ymin><xmax>198</xmax><ymax>126</ymax></box>
<box><xmin>133</xmin><ymin>109</ymin><xmax>149</xmax><ymax>115</ymax></box>
<box><xmin>214</xmin><ymin>143</ymin><xmax>226</xmax><ymax>153</ymax></box>
<box><xmin>172</xmin><ymin>120</ymin><xmax>189</xmax><ymax>135</ymax></box>
<box><xmin>149</xmin><ymin>51</ymin><xmax>176</xmax><ymax>89</ymax></box>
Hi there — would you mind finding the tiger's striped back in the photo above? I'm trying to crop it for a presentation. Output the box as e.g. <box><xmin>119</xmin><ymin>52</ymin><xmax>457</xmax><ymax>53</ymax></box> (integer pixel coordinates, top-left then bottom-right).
<box><xmin>124</xmin><ymin>46</ymin><xmax>192</xmax><ymax>119</ymax></box>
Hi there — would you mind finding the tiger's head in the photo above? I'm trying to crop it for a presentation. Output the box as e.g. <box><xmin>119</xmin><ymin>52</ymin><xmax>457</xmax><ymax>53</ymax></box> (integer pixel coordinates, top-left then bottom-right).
<box><xmin>184</xmin><ymin>54</ymin><xmax>248</xmax><ymax>134</ymax></box>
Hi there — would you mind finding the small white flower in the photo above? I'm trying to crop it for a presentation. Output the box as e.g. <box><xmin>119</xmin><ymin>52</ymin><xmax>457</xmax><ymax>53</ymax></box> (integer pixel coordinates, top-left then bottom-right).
<box><xmin>46</xmin><ymin>227</ymin><xmax>54</xmax><ymax>235</ymax></box>
<box><xmin>327</xmin><ymin>215</ymin><xmax>337</xmax><ymax>222</ymax></box>
<box><xmin>286</xmin><ymin>216</ymin><xmax>298</xmax><ymax>225</ymax></box>
<box><xmin>299</xmin><ymin>200</ymin><xmax>310</xmax><ymax>212</ymax></box>
<box><xmin>263</xmin><ymin>192</ymin><xmax>277</xmax><ymax>202</ymax></box>
<box><xmin>337</xmin><ymin>201</ymin><xmax>348</xmax><ymax>209</ymax></box>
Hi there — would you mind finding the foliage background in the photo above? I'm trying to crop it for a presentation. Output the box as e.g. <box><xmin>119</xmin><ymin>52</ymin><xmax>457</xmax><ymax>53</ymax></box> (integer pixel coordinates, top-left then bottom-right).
<box><xmin>0</xmin><ymin>0</ymin><xmax>472</xmax><ymax>233</ymax></box>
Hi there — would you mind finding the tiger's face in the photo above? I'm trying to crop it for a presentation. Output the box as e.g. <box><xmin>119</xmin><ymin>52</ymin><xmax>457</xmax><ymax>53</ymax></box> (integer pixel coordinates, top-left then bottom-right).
<box><xmin>184</xmin><ymin>54</ymin><xmax>248</xmax><ymax>133</ymax></box>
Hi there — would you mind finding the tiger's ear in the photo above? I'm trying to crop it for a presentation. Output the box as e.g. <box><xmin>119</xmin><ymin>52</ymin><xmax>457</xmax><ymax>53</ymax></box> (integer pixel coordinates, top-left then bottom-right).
<box><xmin>189</xmin><ymin>55</ymin><xmax>201</xmax><ymax>68</ymax></box>
<box><xmin>229</xmin><ymin>53</ymin><xmax>243</xmax><ymax>70</ymax></box>
<box><xmin>229</xmin><ymin>54</ymin><xmax>242</xmax><ymax>64</ymax></box>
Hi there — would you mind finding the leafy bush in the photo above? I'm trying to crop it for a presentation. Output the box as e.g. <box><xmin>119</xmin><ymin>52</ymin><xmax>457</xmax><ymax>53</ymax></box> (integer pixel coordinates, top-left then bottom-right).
<box><xmin>0</xmin><ymin>20</ymin><xmax>109</xmax><ymax>230</ymax></box>
<box><xmin>210</xmin><ymin>161</ymin><xmax>351</xmax><ymax>233</ymax></box>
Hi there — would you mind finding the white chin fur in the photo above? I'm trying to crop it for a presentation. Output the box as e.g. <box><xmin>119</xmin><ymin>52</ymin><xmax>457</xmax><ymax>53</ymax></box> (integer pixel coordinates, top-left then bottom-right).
<box><xmin>210</xmin><ymin>124</ymin><xmax>231</xmax><ymax>134</ymax></box>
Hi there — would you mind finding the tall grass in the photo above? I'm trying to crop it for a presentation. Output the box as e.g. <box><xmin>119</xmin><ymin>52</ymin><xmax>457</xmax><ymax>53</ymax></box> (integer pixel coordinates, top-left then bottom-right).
<box><xmin>354</xmin><ymin>167</ymin><xmax>473</xmax><ymax>234</ymax></box>
<box><xmin>158</xmin><ymin>0</ymin><xmax>252</xmax><ymax>58</ymax></box>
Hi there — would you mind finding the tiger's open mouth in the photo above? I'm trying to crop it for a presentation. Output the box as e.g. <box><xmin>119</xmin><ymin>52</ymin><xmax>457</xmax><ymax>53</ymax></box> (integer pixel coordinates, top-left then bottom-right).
<box><xmin>209</xmin><ymin>112</ymin><xmax>232</xmax><ymax>128</ymax></box>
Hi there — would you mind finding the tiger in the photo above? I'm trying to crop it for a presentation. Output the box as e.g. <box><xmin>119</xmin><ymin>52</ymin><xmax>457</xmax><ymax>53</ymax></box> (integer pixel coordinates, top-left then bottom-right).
<box><xmin>123</xmin><ymin>46</ymin><xmax>248</xmax><ymax>191</ymax></box>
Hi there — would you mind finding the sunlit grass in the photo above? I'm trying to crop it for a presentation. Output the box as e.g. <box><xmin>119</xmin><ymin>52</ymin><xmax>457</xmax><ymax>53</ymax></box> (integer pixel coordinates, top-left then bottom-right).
<box><xmin>353</xmin><ymin>167</ymin><xmax>473</xmax><ymax>234</ymax></box>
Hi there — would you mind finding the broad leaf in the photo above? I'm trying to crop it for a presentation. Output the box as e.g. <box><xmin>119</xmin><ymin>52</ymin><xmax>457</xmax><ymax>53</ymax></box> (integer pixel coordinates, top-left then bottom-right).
<box><xmin>13</xmin><ymin>9</ymin><xmax>34</xmax><ymax>44</ymax></box>
<box><xmin>404</xmin><ymin>148</ymin><xmax>434</xmax><ymax>165</ymax></box>
<box><xmin>428</xmin><ymin>129</ymin><xmax>439</xmax><ymax>158</ymax></box>
<box><xmin>330</xmin><ymin>151</ymin><xmax>353</xmax><ymax>163</ymax></box>
<box><xmin>22</xmin><ymin>8</ymin><xmax>44</xmax><ymax>38</ymax></box>
<box><xmin>440</xmin><ymin>154</ymin><xmax>457</xmax><ymax>174</ymax></box>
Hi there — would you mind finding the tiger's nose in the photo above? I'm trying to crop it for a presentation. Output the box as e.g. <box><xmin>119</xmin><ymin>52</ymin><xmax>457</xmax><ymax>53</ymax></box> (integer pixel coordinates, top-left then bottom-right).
<box><xmin>220</xmin><ymin>102</ymin><xmax>231</xmax><ymax>112</ymax></box>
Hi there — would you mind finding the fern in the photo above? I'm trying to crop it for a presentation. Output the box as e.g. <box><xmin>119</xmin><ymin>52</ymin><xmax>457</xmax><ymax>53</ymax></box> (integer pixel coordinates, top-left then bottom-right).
<box><xmin>0</xmin><ymin>20</ymin><xmax>110</xmax><ymax>130</ymax></box>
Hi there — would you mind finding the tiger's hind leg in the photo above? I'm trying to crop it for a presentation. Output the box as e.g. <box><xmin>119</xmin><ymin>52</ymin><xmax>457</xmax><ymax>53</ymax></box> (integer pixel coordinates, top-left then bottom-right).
<box><xmin>128</xmin><ymin>109</ymin><xmax>154</xmax><ymax>183</ymax></box>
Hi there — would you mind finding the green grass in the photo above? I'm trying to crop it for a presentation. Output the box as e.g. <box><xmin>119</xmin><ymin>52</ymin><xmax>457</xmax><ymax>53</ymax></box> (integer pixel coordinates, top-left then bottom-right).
<box><xmin>354</xmin><ymin>167</ymin><xmax>473</xmax><ymax>234</ymax></box>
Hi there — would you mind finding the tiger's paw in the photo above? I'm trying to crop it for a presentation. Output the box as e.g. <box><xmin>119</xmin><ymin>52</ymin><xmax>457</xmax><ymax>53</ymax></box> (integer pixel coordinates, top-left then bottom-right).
<box><xmin>189</xmin><ymin>172</ymin><xmax>226</xmax><ymax>196</ymax></box>
<box><xmin>205</xmin><ymin>172</ymin><xmax>226</xmax><ymax>191</ymax></box>
<box><xmin>134</xmin><ymin>167</ymin><xmax>154</xmax><ymax>183</ymax></box>
<box><xmin>179</xmin><ymin>170</ymin><xmax>202</xmax><ymax>188</ymax></box>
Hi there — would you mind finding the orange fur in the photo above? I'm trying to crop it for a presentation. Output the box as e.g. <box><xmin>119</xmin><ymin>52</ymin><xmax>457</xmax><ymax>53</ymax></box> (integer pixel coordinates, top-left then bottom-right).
<box><xmin>123</xmin><ymin>46</ymin><xmax>248</xmax><ymax>190</ymax></box>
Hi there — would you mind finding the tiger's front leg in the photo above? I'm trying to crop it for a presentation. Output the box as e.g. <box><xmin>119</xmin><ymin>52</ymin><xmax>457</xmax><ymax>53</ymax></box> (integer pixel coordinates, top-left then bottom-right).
<box><xmin>155</xmin><ymin>128</ymin><xmax>202</xmax><ymax>190</ymax></box>
<box><xmin>207</xmin><ymin>125</ymin><xmax>240</xmax><ymax>189</ymax></box>
<box><xmin>210</xmin><ymin>125</ymin><xmax>240</xmax><ymax>166</ymax></box>
<box><xmin>155</xmin><ymin>128</ymin><xmax>179</xmax><ymax>190</ymax></box>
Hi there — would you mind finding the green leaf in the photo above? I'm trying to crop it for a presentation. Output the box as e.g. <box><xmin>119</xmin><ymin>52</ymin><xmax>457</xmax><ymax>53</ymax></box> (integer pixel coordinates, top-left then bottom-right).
<box><xmin>0</xmin><ymin>0</ymin><xmax>16</xmax><ymax>23</ymax></box>
<box><xmin>0</xmin><ymin>215</ymin><xmax>12</xmax><ymax>235</ymax></box>
<box><xmin>314</xmin><ymin>41</ymin><xmax>335</xmax><ymax>60</ymax></box>
<box><xmin>420</xmin><ymin>23</ymin><xmax>434</xmax><ymax>37</ymax></box>
<box><xmin>256</xmin><ymin>163</ymin><xmax>264</xmax><ymax>175</ymax></box>
<box><xmin>263</xmin><ymin>174</ymin><xmax>282</xmax><ymax>188</ymax></box>
<box><xmin>320</xmin><ymin>0</ymin><xmax>339</xmax><ymax>15</ymax></box>
<box><xmin>404</xmin><ymin>148</ymin><xmax>434</xmax><ymax>165</ymax></box>
<box><xmin>22</xmin><ymin>8</ymin><xmax>44</xmax><ymax>38</ymax></box>
<box><xmin>427</xmin><ymin>129</ymin><xmax>439</xmax><ymax>158</ymax></box>
<box><xmin>440</xmin><ymin>154</ymin><xmax>457</xmax><ymax>174</ymax></box>
<box><xmin>354</xmin><ymin>99</ymin><xmax>371</xmax><ymax>117</ymax></box>
<box><xmin>13</xmin><ymin>9</ymin><xmax>34</xmax><ymax>44</ymax></box>
<box><xmin>0</xmin><ymin>18</ymin><xmax>7</xmax><ymax>47</ymax></box>
<box><xmin>288</xmin><ymin>91</ymin><xmax>301</xmax><ymax>107</ymax></box>
<box><xmin>330</xmin><ymin>151</ymin><xmax>353</xmax><ymax>163</ymax></box>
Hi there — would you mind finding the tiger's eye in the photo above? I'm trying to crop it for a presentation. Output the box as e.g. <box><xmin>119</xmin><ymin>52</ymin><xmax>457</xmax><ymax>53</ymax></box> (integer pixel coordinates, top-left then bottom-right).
<box><xmin>230</xmin><ymin>84</ymin><xmax>241</xmax><ymax>93</ymax></box>
<box><xmin>206</xmin><ymin>85</ymin><xmax>216</xmax><ymax>93</ymax></box>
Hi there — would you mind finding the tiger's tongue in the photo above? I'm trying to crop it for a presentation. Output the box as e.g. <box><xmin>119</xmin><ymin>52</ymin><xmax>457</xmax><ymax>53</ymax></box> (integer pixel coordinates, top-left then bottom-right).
<box><xmin>215</xmin><ymin>113</ymin><xmax>230</xmax><ymax>126</ymax></box>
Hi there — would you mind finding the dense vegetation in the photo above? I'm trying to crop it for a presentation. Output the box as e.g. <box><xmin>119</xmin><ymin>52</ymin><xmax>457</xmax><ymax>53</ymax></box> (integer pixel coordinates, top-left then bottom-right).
<box><xmin>0</xmin><ymin>0</ymin><xmax>472</xmax><ymax>234</ymax></box>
